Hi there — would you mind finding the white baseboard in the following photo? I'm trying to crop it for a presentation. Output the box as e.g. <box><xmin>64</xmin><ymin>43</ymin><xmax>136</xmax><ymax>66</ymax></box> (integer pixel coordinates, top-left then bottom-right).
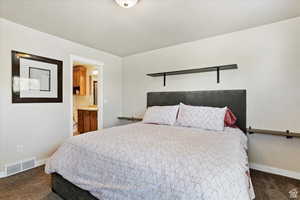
<box><xmin>0</xmin><ymin>158</ymin><xmax>48</xmax><ymax>179</ymax></box>
<box><xmin>36</xmin><ymin>158</ymin><xmax>48</xmax><ymax>167</ymax></box>
<box><xmin>250</xmin><ymin>163</ymin><xmax>300</xmax><ymax>180</ymax></box>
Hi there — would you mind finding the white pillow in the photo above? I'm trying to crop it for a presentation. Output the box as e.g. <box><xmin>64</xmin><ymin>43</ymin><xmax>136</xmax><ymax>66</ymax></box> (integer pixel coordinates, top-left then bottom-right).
<box><xmin>143</xmin><ymin>105</ymin><xmax>179</xmax><ymax>125</ymax></box>
<box><xmin>177</xmin><ymin>103</ymin><xmax>227</xmax><ymax>131</ymax></box>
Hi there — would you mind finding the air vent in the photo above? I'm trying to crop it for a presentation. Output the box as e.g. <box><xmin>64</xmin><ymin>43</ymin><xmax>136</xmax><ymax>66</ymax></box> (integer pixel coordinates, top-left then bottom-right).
<box><xmin>5</xmin><ymin>158</ymin><xmax>36</xmax><ymax>177</ymax></box>
<box><xmin>22</xmin><ymin>159</ymin><xmax>35</xmax><ymax>171</ymax></box>
<box><xmin>6</xmin><ymin>162</ymin><xmax>22</xmax><ymax>176</ymax></box>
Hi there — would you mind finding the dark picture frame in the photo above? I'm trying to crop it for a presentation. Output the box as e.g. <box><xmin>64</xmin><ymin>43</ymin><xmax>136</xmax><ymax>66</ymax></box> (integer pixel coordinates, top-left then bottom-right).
<box><xmin>12</xmin><ymin>50</ymin><xmax>63</xmax><ymax>103</ymax></box>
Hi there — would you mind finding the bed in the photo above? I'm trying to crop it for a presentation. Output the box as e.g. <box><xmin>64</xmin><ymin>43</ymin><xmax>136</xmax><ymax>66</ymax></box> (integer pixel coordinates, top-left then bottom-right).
<box><xmin>46</xmin><ymin>90</ymin><xmax>255</xmax><ymax>200</ymax></box>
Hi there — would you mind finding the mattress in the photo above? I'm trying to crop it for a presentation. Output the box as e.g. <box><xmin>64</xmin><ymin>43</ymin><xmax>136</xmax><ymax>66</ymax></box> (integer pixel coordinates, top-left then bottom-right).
<box><xmin>45</xmin><ymin>123</ymin><xmax>255</xmax><ymax>200</ymax></box>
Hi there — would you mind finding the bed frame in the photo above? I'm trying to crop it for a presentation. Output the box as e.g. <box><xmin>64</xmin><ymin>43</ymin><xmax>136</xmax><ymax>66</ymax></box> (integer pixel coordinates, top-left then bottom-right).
<box><xmin>51</xmin><ymin>173</ymin><xmax>98</xmax><ymax>200</ymax></box>
<box><xmin>51</xmin><ymin>89</ymin><xmax>247</xmax><ymax>199</ymax></box>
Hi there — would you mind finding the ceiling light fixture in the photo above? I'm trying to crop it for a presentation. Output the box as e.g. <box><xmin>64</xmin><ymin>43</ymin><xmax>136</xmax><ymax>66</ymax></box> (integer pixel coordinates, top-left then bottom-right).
<box><xmin>92</xmin><ymin>70</ymin><xmax>99</xmax><ymax>75</ymax></box>
<box><xmin>115</xmin><ymin>0</ymin><xmax>138</xmax><ymax>8</ymax></box>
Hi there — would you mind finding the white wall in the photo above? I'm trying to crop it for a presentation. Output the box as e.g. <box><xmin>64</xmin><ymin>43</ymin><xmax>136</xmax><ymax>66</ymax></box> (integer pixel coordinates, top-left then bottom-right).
<box><xmin>122</xmin><ymin>17</ymin><xmax>300</xmax><ymax>173</ymax></box>
<box><xmin>0</xmin><ymin>18</ymin><xmax>122</xmax><ymax>172</ymax></box>
<box><xmin>0</xmin><ymin>17</ymin><xmax>5</xmax><ymax>172</ymax></box>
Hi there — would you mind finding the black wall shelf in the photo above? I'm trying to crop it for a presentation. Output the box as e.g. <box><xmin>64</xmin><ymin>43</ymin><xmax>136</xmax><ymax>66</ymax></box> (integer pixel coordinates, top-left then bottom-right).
<box><xmin>118</xmin><ymin>116</ymin><xmax>143</xmax><ymax>121</ymax></box>
<box><xmin>248</xmin><ymin>127</ymin><xmax>300</xmax><ymax>139</ymax></box>
<box><xmin>146</xmin><ymin>64</ymin><xmax>238</xmax><ymax>86</ymax></box>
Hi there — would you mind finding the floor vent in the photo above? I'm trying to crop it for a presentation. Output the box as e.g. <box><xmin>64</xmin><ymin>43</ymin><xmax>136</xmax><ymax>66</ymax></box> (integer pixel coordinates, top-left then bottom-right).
<box><xmin>22</xmin><ymin>159</ymin><xmax>35</xmax><ymax>171</ymax></box>
<box><xmin>5</xmin><ymin>158</ymin><xmax>36</xmax><ymax>177</ymax></box>
<box><xmin>6</xmin><ymin>163</ymin><xmax>22</xmax><ymax>176</ymax></box>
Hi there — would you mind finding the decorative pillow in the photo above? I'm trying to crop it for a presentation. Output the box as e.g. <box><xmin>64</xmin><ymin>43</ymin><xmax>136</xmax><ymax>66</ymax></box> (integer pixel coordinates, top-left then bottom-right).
<box><xmin>143</xmin><ymin>105</ymin><xmax>179</xmax><ymax>125</ymax></box>
<box><xmin>177</xmin><ymin>103</ymin><xmax>227</xmax><ymax>131</ymax></box>
<box><xmin>224</xmin><ymin>108</ymin><xmax>237</xmax><ymax>127</ymax></box>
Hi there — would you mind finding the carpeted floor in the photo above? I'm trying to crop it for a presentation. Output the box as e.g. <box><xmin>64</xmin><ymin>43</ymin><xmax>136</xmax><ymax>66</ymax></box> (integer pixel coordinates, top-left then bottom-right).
<box><xmin>0</xmin><ymin>166</ymin><xmax>299</xmax><ymax>200</ymax></box>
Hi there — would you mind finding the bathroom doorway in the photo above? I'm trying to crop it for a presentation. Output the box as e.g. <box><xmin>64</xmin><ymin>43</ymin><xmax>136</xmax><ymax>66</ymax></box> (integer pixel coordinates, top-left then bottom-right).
<box><xmin>70</xmin><ymin>55</ymin><xmax>104</xmax><ymax>136</ymax></box>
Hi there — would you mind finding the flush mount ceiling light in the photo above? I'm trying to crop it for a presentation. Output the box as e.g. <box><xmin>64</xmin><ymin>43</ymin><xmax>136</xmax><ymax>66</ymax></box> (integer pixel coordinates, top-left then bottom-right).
<box><xmin>115</xmin><ymin>0</ymin><xmax>138</xmax><ymax>8</ymax></box>
<box><xmin>92</xmin><ymin>70</ymin><xmax>98</xmax><ymax>75</ymax></box>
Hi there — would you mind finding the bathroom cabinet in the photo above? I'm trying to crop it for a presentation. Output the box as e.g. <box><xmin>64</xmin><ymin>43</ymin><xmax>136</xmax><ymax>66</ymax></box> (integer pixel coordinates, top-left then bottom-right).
<box><xmin>78</xmin><ymin>109</ymin><xmax>98</xmax><ymax>134</ymax></box>
<box><xmin>73</xmin><ymin>65</ymin><xmax>87</xmax><ymax>96</ymax></box>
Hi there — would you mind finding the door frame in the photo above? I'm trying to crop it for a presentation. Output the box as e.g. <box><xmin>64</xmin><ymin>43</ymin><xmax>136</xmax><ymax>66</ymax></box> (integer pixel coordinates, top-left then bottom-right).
<box><xmin>70</xmin><ymin>55</ymin><xmax>104</xmax><ymax>137</ymax></box>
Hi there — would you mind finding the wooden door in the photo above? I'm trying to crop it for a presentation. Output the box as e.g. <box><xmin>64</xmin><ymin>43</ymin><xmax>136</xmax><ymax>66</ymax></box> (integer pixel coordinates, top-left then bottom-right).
<box><xmin>78</xmin><ymin>110</ymin><xmax>84</xmax><ymax>133</ymax></box>
<box><xmin>90</xmin><ymin>111</ymin><xmax>98</xmax><ymax>131</ymax></box>
<box><xmin>83</xmin><ymin>111</ymin><xmax>91</xmax><ymax>133</ymax></box>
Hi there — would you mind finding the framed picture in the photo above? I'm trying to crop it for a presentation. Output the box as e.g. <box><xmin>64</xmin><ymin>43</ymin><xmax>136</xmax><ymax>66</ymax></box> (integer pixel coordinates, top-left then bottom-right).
<box><xmin>12</xmin><ymin>51</ymin><xmax>63</xmax><ymax>103</ymax></box>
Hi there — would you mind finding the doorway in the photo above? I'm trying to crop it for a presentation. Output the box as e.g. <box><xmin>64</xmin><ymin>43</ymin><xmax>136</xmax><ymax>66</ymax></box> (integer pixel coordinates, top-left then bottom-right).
<box><xmin>70</xmin><ymin>55</ymin><xmax>104</xmax><ymax>136</ymax></box>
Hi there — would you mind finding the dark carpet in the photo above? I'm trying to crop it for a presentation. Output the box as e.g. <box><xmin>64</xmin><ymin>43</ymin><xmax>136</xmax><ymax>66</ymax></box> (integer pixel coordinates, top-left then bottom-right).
<box><xmin>0</xmin><ymin>166</ymin><xmax>299</xmax><ymax>200</ymax></box>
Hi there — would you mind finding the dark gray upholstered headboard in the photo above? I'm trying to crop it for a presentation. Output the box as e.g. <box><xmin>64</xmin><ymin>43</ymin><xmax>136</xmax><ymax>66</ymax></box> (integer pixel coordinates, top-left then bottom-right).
<box><xmin>147</xmin><ymin>90</ymin><xmax>247</xmax><ymax>133</ymax></box>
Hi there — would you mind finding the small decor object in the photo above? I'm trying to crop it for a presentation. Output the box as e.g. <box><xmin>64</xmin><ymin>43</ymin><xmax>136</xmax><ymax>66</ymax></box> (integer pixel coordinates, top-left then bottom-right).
<box><xmin>12</xmin><ymin>51</ymin><xmax>63</xmax><ymax>103</ymax></box>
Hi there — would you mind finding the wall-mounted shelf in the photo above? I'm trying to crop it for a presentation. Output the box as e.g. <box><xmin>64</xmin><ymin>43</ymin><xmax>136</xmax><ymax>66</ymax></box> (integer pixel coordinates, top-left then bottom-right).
<box><xmin>118</xmin><ymin>117</ymin><xmax>143</xmax><ymax>122</ymax></box>
<box><xmin>247</xmin><ymin>127</ymin><xmax>300</xmax><ymax>139</ymax></box>
<box><xmin>146</xmin><ymin>64</ymin><xmax>238</xmax><ymax>86</ymax></box>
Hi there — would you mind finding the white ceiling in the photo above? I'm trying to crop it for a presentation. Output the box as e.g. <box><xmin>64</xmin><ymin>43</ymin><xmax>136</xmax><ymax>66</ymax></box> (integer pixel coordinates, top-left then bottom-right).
<box><xmin>1</xmin><ymin>0</ymin><xmax>300</xmax><ymax>57</ymax></box>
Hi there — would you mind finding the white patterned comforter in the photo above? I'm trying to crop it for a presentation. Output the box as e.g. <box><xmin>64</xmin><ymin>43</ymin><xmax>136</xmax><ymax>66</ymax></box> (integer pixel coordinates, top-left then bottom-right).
<box><xmin>45</xmin><ymin>123</ymin><xmax>255</xmax><ymax>200</ymax></box>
